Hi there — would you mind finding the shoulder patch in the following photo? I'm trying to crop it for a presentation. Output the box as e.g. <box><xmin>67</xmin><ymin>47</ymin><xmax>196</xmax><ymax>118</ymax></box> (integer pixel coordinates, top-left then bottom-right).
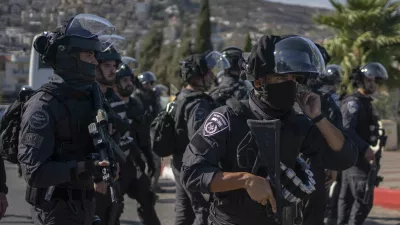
<box><xmin>21</xmin><ymin>133</ymin><xmax>44</xmax><ymax>149</ymax></box>
<box><xmin>28</xmin><ymin>109</ymin><xmax>49</xmax><ymax>129</ymax></box>
<box><xmin>203</xmin><ymin>112</ymin><xmax>229</xmax><ymax>137</ymax></box>
<box><xmin>347</xmin><ymin>101</ymin><xmax>359</xmax><ymax>114</ymax></box>
<box><xmin>195</xmin><ymin>108</ymin><xmax>207</xmax><ymax>121</ymax></box>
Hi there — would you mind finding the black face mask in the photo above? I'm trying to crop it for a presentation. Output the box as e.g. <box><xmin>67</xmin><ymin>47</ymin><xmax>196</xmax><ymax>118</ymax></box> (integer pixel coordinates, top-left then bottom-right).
<box><xmin>263</xmin><ymin>81</ymin><xmax>297</xmax><ymax>110</ymax></box>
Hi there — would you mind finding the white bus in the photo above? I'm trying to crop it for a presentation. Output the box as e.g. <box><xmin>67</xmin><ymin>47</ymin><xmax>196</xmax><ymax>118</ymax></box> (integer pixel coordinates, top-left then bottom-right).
<box><xmin>29</xmin><ymin>34</ymin><xmax>53</xmax><ymax>90</ymax></box>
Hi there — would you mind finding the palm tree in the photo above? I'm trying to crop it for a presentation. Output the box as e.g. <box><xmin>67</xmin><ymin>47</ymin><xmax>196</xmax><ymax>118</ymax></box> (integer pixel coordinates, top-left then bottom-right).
<box><xmin>314</xmin><ymin>0</ymin><xmax>400</xmax><ymax>88</ymax></box>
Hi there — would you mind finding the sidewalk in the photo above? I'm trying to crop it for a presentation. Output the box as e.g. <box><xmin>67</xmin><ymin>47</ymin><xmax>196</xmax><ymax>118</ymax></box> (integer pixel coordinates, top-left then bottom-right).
<box><xmin>374</xmin><ymin>151</ymin><xmax>400</xmax><ymax>210</ymax></box>
<box><xmin>160</xmin><ymin>151</ymin><xmax>400</xmax><ymax>209</ymax></box>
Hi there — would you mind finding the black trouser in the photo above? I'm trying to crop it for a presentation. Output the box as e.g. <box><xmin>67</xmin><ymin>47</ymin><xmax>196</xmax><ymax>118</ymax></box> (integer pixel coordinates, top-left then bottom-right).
<box><xmin>172</xmin><ymin>165</ymin><xmax>209</xmax><ymax>225</ymax></box>
<box><xmin>325</xmin><ymin>171</ymin><xmax>342</xmax><ymax>224</ymax></box>
<box><xmin>338</xmin><ymin>170</ymin><xmax>373</xmax><ymax>225</ymax></box>
<box><xmin>94</xmin><ymin>184</ymin><xmax>121</xmax><ymax>225</ymax></box>
<box><xmin>118</xmin><ymin>160</ymin><xmax>161</xmax><ymax>225</ymax></box>
<box><xmin>302</xmin><ymin>168</ymin><xmax>326</xmax><ymax>225</ymax></box>
<box><xmin>29</xmin><ymin>188</ymin><xmax>95</xmax><ymax>225</ymax></box>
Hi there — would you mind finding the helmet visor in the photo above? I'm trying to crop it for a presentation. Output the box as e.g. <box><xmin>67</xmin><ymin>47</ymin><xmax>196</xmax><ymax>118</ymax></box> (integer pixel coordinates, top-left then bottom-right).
<box><xmin>99</xmin><ymin>34</ymin><xmax>128</xmax><ymax>52</ymax></box>
<box><xmin>360</xmin><ymin>62</ymin><xmax>388</xmax><ymax>80</ymax></box>
<box><xmin>273</xmin><ymin>36</ymin><xmax>325</xmax><ymax>76</ymax></box>
<box><xmin>242</xmin><ymin>52</ymin><xmax>251</xmax><ymax>62</ymax></box>
<box><xmin>65</xmin><ymin>14</ymin><xmax>115</xmax><ymax>44</ymax></box>
<box><xmin>121</xmin><ymin>56</ymin><xmax>138</xmax><ymax>70</ymax></box>
<box><xmin>205</xmin><ymin>51</ymin><xmax>231</xmax><ymax>72</ymax></box>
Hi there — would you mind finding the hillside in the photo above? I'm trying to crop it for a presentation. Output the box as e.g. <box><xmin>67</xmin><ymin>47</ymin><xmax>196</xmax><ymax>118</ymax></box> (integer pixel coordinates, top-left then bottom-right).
<box><xmin>0</xmin><ymin>0</ymin><xmax>333</xmax><ymax>51</ymax></box>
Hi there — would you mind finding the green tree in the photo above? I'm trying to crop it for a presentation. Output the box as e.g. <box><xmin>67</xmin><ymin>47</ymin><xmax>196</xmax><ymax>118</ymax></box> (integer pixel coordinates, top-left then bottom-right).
<box><xmin>168</xmin><ymin>24</ymin><xmax>193</xmax><ymax>87</ymax></box>
<box><xmin>314</xmin><ymin>0</ymin><xmax>400</xmax><ymax>89</ymax></box>
<box><xmin>244</xmin><ymin>33</ymin><xmax>252</xmax><ymax>52</ymax></box>
<box><xmin>138</xmin><ymin>26</ymin><xmax>164</xmax><ymax>72</ymax></box>
<box><xmin>126</xmin><ymin>39</ymin><xmax>136</xmax><ymax>58</ymax></box>
<box><xmin>194</xmin><ymin>0</ymin><xmax>213</xmax><ymax>53</ymax></box>
<box><xmin>151</xmin><ymin>43</ymin><xmax>176</xmax><ymax>85</ymax></box>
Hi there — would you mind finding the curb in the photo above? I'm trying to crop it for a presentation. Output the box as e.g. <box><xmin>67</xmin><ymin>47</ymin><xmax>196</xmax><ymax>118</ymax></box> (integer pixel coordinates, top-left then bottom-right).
<box><xmin>161</xmin><ymin>164</ymin><xmax>400</xmax><ymax>210</ymax></box>
<box><xmin>374</xmin><ymin>188</ymin><xmax>400</xmax><ymax>210</ymax></box>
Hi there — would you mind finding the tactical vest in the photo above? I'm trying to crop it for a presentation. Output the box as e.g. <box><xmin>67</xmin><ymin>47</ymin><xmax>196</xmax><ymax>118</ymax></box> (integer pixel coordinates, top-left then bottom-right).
<box><xmin>104</xmin><ymin>88</ymin><xmax>133</xmax><ymax>152</ymax></box>
<box><xmin>171</xmin><ymin>91</ymin><xmax>217</xmax><ymax>170</ymax></box>
<box><xmin>26</xmin><ymin>83</ymin><xmax>97</xmax><ymax>190</ymax></box>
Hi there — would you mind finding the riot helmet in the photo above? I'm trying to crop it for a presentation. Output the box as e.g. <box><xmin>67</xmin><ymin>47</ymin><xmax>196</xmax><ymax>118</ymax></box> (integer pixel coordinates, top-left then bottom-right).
<box><xmin>115</xmin><ymin>63</ymin><xmax>135</xmax><ymax>97</ymax></box>
<box><xmin>180</xmin><ymin>51</ymin><xmax>230</xmax><ymax>91</ymax></box>
<box><xmin>322</xmin><ymin>64</ymin><xmax>343</xmax><ymax>85</ymax></box>
<box><xmin>138</xmin><ymin>71</ymin><xmax>157</xmax><ymax>91</ymax></box>
<box><xmin>121</xmin><ymin>57</ymin><xmax>138</xmax><ymax>71</ymax></box>
<box><xmin>245</xmin><ymin>35</ymin><xmax>325</xmax><ymax>110</ymax></box>
<box><xmin>33</xmin><ymin>14</ymin><xmax>115</xmax><ymax>85</ymax></box>
<box><xmin>245</xmin><ymin>35</ymin><xmax>325</xmax><ymax>81</ymax></box>
<box><xmin>222</xmin><ymin>46</ymin><xmax>243</xmax><ymax>77</ymax></box>
<box><xmin>351</xmin><ymin>62</ymin><xmax>388</xmax><ymax>94</ymax></box>
<box><xmin>154</xmin><ymin>84</ymin><xmax>169</xmax><ymax>97</ymax></box>
<box><xmin>19</xmin><ymin>85</ymin><xmax>34</xmax><ymax>101</ymax></box>
<box><xmin>360</xmin><ymin>62</ymin><xmax>388</xmax><ymax>80</ymax></box>
<box><xmin>96</xmin><ymin>34</ymin><xmax>126</xmax><ymax>86</ymax></box>
<box><xmin>308</xmin><ymin>64</ymin><xmax>344</xmax><ymax>94</ymax></box>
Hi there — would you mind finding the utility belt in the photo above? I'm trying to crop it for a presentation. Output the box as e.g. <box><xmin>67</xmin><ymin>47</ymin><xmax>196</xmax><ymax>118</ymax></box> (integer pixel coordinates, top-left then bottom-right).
<box><xmin>26</xmin><ymin>185</ymin><xmax>94</xmax><ymax>205</ymax></box>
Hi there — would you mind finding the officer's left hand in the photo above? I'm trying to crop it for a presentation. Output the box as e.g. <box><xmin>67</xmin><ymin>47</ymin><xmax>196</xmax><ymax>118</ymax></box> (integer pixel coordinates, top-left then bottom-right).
<box><xmin>0</xmin><ymin>192</ymin><xmax>8</xmax><ymax>220</ymax></box>
<box><xmin>325</xmin><ymin>170</ymin><xmax>337</xmax><ymax>189</ymax></box>
<box><xmin>94</xmin><ymin>181</ymin><xmax>108</xmax><ymax>195</ymax></box>
<box><xmin>296</xmin><ymin>91</ymin><xmax>321</xmax><ymax>119</ymax></box>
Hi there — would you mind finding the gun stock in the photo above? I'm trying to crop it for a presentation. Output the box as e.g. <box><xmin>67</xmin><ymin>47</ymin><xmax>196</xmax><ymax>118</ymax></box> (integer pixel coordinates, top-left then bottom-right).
<box><xmin>363</xmin><ymin>128</ymin><xmax>387</xmax><ymax>204</ymax></box>
<box><xmin>247</xmin><ymin>119</ymin><xmax>289</xmax><ymax>224</ymax></box>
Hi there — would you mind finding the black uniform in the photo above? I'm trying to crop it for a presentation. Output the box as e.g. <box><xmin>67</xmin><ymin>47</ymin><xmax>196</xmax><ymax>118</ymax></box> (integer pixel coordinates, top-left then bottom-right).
<box><xmin>173</xmin><ymin>88</ymin><xmax>217</xmax><ymax>225</ymax></box>
<box><xmin>0</xmin><ymin>157</ymin><xmax>7</xmax><ymax>195</ymax></box>
<box><xmin>301</xmin><ymin>91</ymin><xmax>343</xmax><ymax>225</ymax></box>
<box><xmin>133</xmin><ymin>87</ymin><xmax>162</xmax><ymax>191</ymax></box>
<box><xmin>105</xmin><ymin>88</ymin><xmax>160</xmax><ymax>225</ymax></box>
<box><xmin>19</xmin><ymin>82</ymin><xmax>98</xmax><ymax>225</ymax></box>
<box><xmin>209</xmin><ymin>75</ymin><xmax>249</xmax><ymax>106</ymax></box>
<box><xmin>338</xmin><ymin>92</ymin><xmax>379</xmax><ymax>225</ymax></box>
<box><xmin>133</xmin><ymin>88</ymin><xmax>161</xmax><ymax>125</ymax></box>
<box><xmin>180</xmin><ymin>91</ymin><xmax>357</xmax><ymax>225</ymax></box>
<box><xmin>93</xmin><ymin>88</ymin><xmax>125</xmax><ymax>225</ymax></box>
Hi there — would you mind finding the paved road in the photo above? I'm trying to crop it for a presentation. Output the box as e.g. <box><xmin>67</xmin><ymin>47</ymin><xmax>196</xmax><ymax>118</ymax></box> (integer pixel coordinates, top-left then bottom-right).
<box><xmin>2</xmin><ymin>162</ymin><xmax>400</xmax><ymax>225</ymax></box>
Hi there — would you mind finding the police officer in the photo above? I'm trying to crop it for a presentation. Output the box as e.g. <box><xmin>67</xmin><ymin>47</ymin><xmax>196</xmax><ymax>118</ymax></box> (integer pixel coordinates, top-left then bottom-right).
<box><xmin>209</xmin><ymin>47</ymin><xmax>250</xmax><ymax>105</ymax></box>
<box><xmin>114</xmin><ymin>63</ymin><xmax>161</xmax><ymax>225</ymax></box>
<box><xmin>152</xmin><ymin>83</ymin><xmax>170</xmax><ymax>192</ymax></box>
<box><xmin>302</xmin><ymin>63</ymin><xmax>344</xmax><ymax>225</ymax></box>
<box><xmin>0</xmin><ymin>156</ymin><xmax>7</xmax><ymax>220</ymax></box>
<box><xmin>318</xmin><ymin>64</ymin><xmax>345</xmax><ymax>225</ymax></box>
<box><xmin>18</xmin><ymin>14</ymin><xmax>116</xmax><ymax>225</ymax></box>
<box><xmin>172</xmin><ymin>52</ymin><xmax>226</xmax><ymax>225</ymax></box>
<box><xmin>16</xmin><ymin>85</ymin><xmax>35</xmax><ymax>178</ymax></box>
<box><xmin>134</xmin><ymin>71</ymin><xmax>161</xmax><ymax>122</ymax></box>
<box><xmin>180</xmin><ymin>35</ymin><xmax>358</xmax><ymax>225</ymax></box>
<box><xmin>132</xmin><ymin>71</ymin><xmax>162</xmax><ymax>191</ymax></box>
<box><xmin>338</xmin><ymin>62</ymin><xmax>388</xmax><ymax>225</ymax></box>
<box><xmin>94</xmin><ymin>40</ymin><xmax>154</xmax><ymax>225</ymax></box>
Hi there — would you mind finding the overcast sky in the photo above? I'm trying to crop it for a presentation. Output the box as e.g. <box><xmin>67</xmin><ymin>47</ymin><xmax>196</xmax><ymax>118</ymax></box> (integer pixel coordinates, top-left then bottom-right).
<box><xmin>266</xmin><ymin>0</ymin><xmax>398</xmax><ymax>9</ymax></box>
<box><xmin>264</xmin><ymin>0</ymin><xmax>340</xmax><ymax>9</ymax></box>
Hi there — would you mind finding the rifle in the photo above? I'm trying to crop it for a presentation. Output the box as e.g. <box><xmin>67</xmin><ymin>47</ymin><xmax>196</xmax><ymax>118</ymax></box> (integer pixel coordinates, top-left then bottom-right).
<box><xmin>247</xmin><ymin>119</ymin><xmax>303</xmax><ymax>225</ymax></box>
<box><xmin>88</xmin><ymin>84</ymin><xmax>127</xmax><ymax>203</ymax></box>
<box><xmin>363</xmin><ymin>128</ymin><xmax>386</xmax><ymax>204</ymax></box>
